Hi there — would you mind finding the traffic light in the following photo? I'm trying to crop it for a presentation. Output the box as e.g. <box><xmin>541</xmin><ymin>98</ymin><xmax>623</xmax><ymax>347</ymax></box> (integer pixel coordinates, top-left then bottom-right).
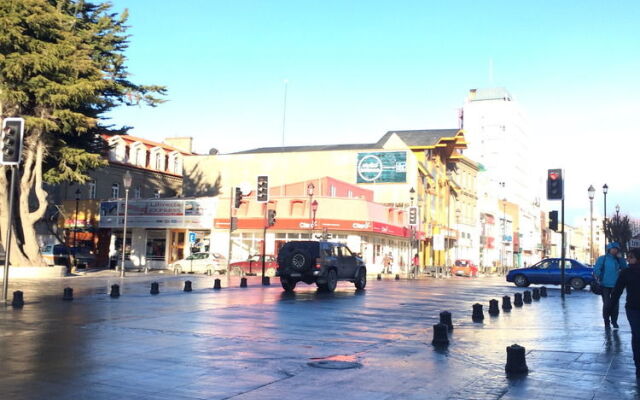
<box><xmin>546</xmin><ymin>169</ymin><xmax>564</xmax><ymax>200</ymax></box>
<box><xmin>234</xmin><ymin>187</ymin><xmax>243</xmax><ymax>208</ymax></box>
<box><xmin>257</xmin><ymin>175</ymin><xmax>269</xmax><ymax>203</ymax></box>
<box><xmin>549</xmin><ymin>210</ymin><xmax>558</xmax><ymax>231</ymax></box>
<box><xmin>267</xmin><ymin>209</ymin><xmax>276</xmax><ymax>227</ymax></box>
<box><xmin>408</xmin><ymin>206</ymin><xmax>418</xmax><ymax>226</ymax></box>
<box><xmin>1</xmin><ymin>118</ymin><xmax>24</xmax><ymax>165</ymax></box>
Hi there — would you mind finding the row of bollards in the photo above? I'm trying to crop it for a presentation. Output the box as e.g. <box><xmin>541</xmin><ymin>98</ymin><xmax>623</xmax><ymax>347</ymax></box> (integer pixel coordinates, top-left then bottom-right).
<box><xmin>8</xmin><ymin>276</ymin><xmax>267</xmax><ymax>306</ymax></box>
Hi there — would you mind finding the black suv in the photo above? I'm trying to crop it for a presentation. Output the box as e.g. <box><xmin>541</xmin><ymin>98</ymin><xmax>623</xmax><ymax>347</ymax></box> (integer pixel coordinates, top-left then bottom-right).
<box><xmin>276</xmin><ymin>241</ymin><xmax>367</xmax><ymax>292</ymax></box>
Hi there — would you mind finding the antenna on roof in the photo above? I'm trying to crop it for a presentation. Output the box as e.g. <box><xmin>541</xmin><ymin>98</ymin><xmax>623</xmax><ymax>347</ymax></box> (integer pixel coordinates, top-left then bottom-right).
<box><xmin>281</xmin><ymin>79</ymin><xmax>288</xmax><ymax>149</ymax></box>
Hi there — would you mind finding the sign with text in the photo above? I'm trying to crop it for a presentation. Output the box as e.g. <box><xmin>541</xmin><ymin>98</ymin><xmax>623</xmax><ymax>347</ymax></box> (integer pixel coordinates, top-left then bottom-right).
<box><xmin>356</xmin><ymin>151</ymin><xmax>407</xmax><ymax>183</ymax></box>
<box><xmin>99</xmin><ymin>198</ymin><xmax>216</xmax><ymax>229</ymax></box>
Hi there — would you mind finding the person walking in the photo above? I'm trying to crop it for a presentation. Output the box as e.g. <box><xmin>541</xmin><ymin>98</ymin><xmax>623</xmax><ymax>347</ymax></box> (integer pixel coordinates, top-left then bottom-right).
<box><xmin>594</xmin><ymin>242</ymin><xmax>628</xmax><ymax>329</ymax></box>
<box><xmin>611</xmin><ymin>248</ymin><xmax>640</xmax><ymax>377</ymax></box>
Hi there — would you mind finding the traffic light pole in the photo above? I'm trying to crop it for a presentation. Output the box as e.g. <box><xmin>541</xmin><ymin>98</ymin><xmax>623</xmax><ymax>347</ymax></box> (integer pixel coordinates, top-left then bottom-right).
<box><xmin>226</xmin><ymin>187</ymin><xmax>233</xmax><ymax>287</ymax></box>
<box><xmin>261</xmin><ymin>210</ymin><xmax>267</xmax><ymax>283</ymax></box>
<box><xmin>561</xmin><ymin>197</ymin><xmax>566</xmax><ymax>299</ymax></box>
<box><xmin>2</xmin><ymin>166</ymin><xmax>17</xmax><ymax>302</ymax></box>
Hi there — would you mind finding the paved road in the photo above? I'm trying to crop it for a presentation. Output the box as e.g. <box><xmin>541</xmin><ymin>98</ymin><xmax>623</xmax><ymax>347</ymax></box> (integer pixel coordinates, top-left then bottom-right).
<box><xmin>1</xmin><ymin>273</ymin><xmax>637</xmax><ymax>399</ymax></box>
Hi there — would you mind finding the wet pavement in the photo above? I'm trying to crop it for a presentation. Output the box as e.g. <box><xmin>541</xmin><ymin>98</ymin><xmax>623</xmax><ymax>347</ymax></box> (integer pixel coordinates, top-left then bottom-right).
<box><xmin>1</xmin><ymin>272</ymin><xmax>638</xmax><ymax>399</ymax></box>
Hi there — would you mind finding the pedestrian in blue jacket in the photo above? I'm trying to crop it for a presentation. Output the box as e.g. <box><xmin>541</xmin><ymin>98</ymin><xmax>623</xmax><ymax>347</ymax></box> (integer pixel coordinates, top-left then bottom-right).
<box><xmin>594</xmin><ymin>242</ymin><xmax>628</xmax><ymax>329</ymax></box>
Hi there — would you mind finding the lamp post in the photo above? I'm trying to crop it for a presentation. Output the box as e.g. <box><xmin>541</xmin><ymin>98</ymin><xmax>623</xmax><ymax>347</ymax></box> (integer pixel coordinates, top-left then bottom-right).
<box><xmin>603</xmin><ymin>183</ymin><xmax>608</xmax><ymax>254</ymax></box>
<box><xmin>307</xmin><ymin>182</ymin><xmax>315</xmax><ymax>236</ymax></box>
<box><xmin>409</xmin><ymin>187</ymin><xmax>415</xmax><ymax>278</ymax></box>
<box><xmin>120</xmin><ymin>171</ymin><xmax>132</xmax><ymax>278</ymax></box>
<box><xmin>73</xmin><ymin>188</ymin><xmax>81</xmax><ymax>270</ymax></box>
<box><xmin>588</xmin><ymin>185</ymin><xmax>595</xmax><ymax>265</ymax></box>
<box><xmin>499</xmin><ymin>181</ymin><xmax>506</xmax><ymax>275</ymax></box>
<box><xmin>311</xmin><ymin>200</ymin><xmax>318</xmax><ymax>234</ymax></box>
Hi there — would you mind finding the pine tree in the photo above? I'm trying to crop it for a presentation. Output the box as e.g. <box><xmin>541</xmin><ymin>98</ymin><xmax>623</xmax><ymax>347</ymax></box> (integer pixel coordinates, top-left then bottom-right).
<box><xmin>0</xmin><ymin>0</ymin><xmax>165</xmax><ymax>265</ymax></box>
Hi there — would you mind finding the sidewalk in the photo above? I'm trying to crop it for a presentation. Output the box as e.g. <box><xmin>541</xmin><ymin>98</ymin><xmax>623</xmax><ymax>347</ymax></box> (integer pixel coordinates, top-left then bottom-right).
<box><xmin>0</xmin><ymin>275</ymin><xmax>638</xmax><ymax>399</ymax></box>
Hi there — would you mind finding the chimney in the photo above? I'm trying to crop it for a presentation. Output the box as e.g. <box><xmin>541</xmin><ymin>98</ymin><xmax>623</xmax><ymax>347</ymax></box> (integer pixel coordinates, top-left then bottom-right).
<box><xmin>164</xmin><ymin>137</ymin><xmax>193</xmax><ymax>154</ymax></box>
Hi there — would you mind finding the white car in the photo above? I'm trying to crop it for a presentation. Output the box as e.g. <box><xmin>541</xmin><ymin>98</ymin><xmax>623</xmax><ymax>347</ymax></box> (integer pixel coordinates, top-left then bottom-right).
<box><xmin>171</xmin><ymin>253</ymin><xmax>227</xmax><ymax>275</ymax></box>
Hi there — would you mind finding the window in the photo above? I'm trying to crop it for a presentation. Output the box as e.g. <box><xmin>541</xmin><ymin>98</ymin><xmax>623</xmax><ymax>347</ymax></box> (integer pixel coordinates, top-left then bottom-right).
<box><xmin>155</xmin><ymin>152</ymin><xmax>162</xmax><ymax>170</ymax></box>
<box><xmin>330</xmin><ymin>185</ymin><xmax>337</xmax><ymax>197</ymax></box>
<box><xmin>134</xmin><ymin>186</ymin><xmax>141</xmax><ymax>199</ymax></box>
<box><xmin>88</xmin><ymin>180</ymin><xmax>96</xmax><ymax>200</ymax></box>
<box><xmin>111</xmin><ymin>183</ymin><xmax>120</xmax><ymax>199</ymax></box>
<box><xmin>154</xmin><ymin>189</ymin><xmax>161</xmax><ymax>199</ymax></box>
<box><xmin>347</xmin><ymin>190</ymin><xmax>353</xmax><ymax>198</ymax></box>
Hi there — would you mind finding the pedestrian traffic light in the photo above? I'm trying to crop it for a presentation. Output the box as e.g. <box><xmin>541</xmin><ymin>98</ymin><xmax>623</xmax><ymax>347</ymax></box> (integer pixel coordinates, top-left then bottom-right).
<box><xmin>408</xmin><ymin>206</ymin><xmax>418</xmax><ymax>226</ymax></box>
<box><xmin>546</xmin><ymin>169</ymin><xmax>564</xmax><ymax>200</ymax></box>
<box><xmin>234</xmin><ymin>187</ymin><xmax>243</xmax><ymax>208</ymax></box>
<box><xmin>267</xmin><ymin>209</ymin><xmax>276</xmax><ymax>227</ymax></box>
<box><xmin>257</xmin><ymin>175</ymin><xmax>269</xmax><ymax>203</ymax></box>
<box><xmin>1</xmin><ymin>117</ymin><xmax>24</xmax><ymax>166</ymax></box>
<box><xmin>549</xmin><ymin>210</ymin><xmax>558</xmax><ymax>231</ymax></box>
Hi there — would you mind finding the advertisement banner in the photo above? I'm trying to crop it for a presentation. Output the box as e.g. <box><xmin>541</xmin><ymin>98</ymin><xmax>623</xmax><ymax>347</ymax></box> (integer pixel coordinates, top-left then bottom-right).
<box><xmin>356</xmin><ymin>151</ymin><xmax>407</xmax><ymax>183</ymax></box>
<box><xmin>99</xmin><ymin>198</ymin><xmax>216</xmax><ymax>229</ymax></box>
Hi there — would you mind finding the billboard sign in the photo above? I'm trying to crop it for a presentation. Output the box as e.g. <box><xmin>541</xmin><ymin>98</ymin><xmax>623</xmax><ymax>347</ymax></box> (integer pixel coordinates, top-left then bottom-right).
<box><xmin>99</xmin><ymin>198</ymin><xmax>216</xmax><ymax>229</ymax></box>
<box><xmin>356</xmin><ymin>151</ymin><xmax>407</xmax><ymax>183</ymax></box>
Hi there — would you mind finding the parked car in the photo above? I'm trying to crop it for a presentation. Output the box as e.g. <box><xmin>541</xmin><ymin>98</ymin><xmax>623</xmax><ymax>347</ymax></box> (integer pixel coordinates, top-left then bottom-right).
<box><xmin>229</xmin><ymin>255</ymin><xmax>278</xmax><ymax>276</ymax></box>
<box><xmin>276</xmin><ymin>241</ymin><xmax>367</xmax><ymax>292</ymax></box>
<box><xmin>451</xmin><ymin>259</ymin><xmax>478</xmax><ymax>277</ymax></box>
<box><xmin>70</xmin><ymin>247</ymin><xmax>96</xmax><ymax>269</ymax></box>
<box><xmin>506</xmin><ymin>258</ymin><xmax>594</xmax><ymax>290</ymax></box>
<box><xmin>171</xmin><ymin>252</ymin><xmax>227</xmax><ymax>274</ymax></box>
<box><xmin>41</xmin><ymin>244</ymin><xmax>74</xmax><ymax>267</ymax></box>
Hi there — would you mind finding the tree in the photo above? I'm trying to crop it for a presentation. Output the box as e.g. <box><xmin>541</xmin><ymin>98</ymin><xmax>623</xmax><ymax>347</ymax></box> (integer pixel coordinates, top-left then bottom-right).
<box><xmin>0</xmin><ymin>0</ymin><xmax>165</xmax><ymax>266</ymax></box>
<box><xmin>604</xmin><ymin>212</ymin><xmax>633</xmax><ymax>253</ymax></box>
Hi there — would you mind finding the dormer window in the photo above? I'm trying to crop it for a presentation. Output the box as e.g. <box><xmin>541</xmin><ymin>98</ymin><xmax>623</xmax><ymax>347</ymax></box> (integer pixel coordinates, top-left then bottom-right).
<box><xmin>129</xmin><ymin>142</ymin><xmax>147</xmax><ymax>167</ymax></box>
<box><xmin>108</xmin><ymin>137</ymin><xmax>127</xmax><ymax>162</ymax></box>
<box><xmin>167</xmin><ymin>151</ymin><xmax>181</xmax><ymax>174</ymax></box>
<box><xmin>150</xmin><ymin>147</ymin><xmax>165</xmax><ymax>170</ymax></box>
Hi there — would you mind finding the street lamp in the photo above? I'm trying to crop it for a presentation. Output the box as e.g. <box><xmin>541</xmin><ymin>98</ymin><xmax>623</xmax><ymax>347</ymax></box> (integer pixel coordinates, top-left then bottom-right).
<box><xmin>603</xmin><ymin>184</ymin><xmax>608</xmax><ymax>254</ymax></box>
<box><xmin>409</xmin><ymin>187</ymin><xmax>415</xmax><ymax>278</ymax></box>
<box><xmin>615</xmin><ymin>204</ymin><xmax>620</xmax><ymax>216</ymax></box>
<box><xmin>73</xmin><ymin>188</ymin><xmax>81</xmax><ymax>270</ymax></box>
<box><xmin>120</xmin><ymin>171</ymin><xmax>132</xmax><ymax>278</ymax></box>
<box><xmin>499</xmin><ymin>181</ymin><xmax>506</xmax><ymax>275</ymax></box>
<box><xmin>307</xmin><ymin>182</ymin><xmax>315</xmax><ymax>236</ymax></box>
<box><xmin>588</xmin><ymin>185</ymin><xmax>595</xmax><ymax>265</ymax></box>
<box><xmin>311</xmin><ymin>200</ymin><xmax>319</xmax><ymax>233</ymax></box>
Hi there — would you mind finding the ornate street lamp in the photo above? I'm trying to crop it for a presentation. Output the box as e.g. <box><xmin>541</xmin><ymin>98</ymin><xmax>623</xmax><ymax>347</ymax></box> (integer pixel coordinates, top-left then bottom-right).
<box><xmin>311</xmin><ymin>200</ymin><xmax>319</xmax><ymax>232</ymax></box>
<box><xmin>588</xmin><ymin>185</ymin><xmax>595</xmax><ymax>265</ymax></box>
<box><xmin>120</xmin><ymin>171</ymin><xmax>132</xmax><ymax>278</ymax></box>
<box><xmin>73</xmin><ymin>188</ymin><xmax>81</xmax><ymax>270</ymax></box>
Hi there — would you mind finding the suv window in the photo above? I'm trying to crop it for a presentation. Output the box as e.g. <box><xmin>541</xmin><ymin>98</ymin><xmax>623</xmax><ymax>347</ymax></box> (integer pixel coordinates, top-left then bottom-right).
<box><xmin>342</xmin><ymin>247</ymin><xmax>354</xmax><ymax>257</ymax></box>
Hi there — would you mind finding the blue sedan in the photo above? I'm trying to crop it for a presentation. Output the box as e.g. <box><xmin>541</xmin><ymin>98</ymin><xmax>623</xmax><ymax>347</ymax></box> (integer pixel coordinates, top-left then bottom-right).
<box><xmin>506</xmin><ymin>258</ymin><xmax>594</xmax><ymax>290</ymax></box>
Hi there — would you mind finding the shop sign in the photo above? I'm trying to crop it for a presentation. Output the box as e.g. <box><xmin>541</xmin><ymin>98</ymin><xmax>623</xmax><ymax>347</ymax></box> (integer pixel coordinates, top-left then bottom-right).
<box><xmin>99</xmin><ymin>198</ymin><xmax>216</xmax><ymax>229</ymax></box>
<box><xmin>356</xmin><ymin>151</ymin><xmax>407</xmax><ymax>183</ymax></box>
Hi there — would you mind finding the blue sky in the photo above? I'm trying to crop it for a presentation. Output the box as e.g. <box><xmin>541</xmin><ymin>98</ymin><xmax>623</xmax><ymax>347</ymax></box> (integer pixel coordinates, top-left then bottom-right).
<box><xmin>107</xmin><ymin>0</ymin><xmax>640</xmax><ymax>222</ymax></box>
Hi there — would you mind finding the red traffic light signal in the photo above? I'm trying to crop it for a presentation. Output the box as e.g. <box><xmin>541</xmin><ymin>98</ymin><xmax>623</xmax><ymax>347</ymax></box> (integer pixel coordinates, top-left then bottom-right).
<box><xmin>546</xmin><ymin>169</ymin><xmax>564</xmax><ymax>200</ymax></box>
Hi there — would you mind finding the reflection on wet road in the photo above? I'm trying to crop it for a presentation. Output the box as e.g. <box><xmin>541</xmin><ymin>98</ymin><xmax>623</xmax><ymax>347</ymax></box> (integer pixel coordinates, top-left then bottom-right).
<box><xmin>0</xmin><ymin>274</ymin><xmax>637</xmax><ymax>399</ymax></box>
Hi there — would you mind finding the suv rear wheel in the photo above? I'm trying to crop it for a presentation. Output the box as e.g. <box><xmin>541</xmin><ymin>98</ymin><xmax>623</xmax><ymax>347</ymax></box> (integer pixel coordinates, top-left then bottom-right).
<box><xmin>319</xmin><ymin>269</ymin><xmax>338</xmax><ymax>292</ymax></box>
<box><xmin>354</xmin><ymin>267</ymin><xmax>367</xmax><ymax>290</ymax></box>
<box><xmin>281</xmin><ymin>277</ymin><xmax>296</xmax><ymax>292</ymax></box>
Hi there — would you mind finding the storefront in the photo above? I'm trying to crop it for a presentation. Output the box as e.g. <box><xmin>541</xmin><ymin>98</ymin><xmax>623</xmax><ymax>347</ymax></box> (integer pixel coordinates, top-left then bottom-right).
<box><xmin>99</xmin><ymin>197</ymin><xmax>217</xmax><ymax>269</ymax></box>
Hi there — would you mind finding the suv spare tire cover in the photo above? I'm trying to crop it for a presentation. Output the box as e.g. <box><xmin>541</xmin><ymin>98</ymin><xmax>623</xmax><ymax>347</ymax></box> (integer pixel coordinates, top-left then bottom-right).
<box><xmin>287</xmin><ymin>248</ymin><xmax>313</xmax><ymax>271</ymax></box>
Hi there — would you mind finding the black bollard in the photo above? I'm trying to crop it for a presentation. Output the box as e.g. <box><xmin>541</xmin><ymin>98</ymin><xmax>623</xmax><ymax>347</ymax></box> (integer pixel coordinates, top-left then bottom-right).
<box><xmin>488</xmin><ymin>299</ymin><xmax>500</xmax><ymax>316</ymax></box>
<box><xmin>62</xmin><ymin>287</ymin><xmax>73</xmax><ymax>301</ymax></box>
<box><xmin>439</xmin><ymin>311</ymin><xmax>453</xmax><ymax>331</ymax></box>
<box><xmin>150</xmin><ymin>282</ymin><xmax>159</xmax><ymax>295</ymax></box>
<box><xmin>240</xmin><ymin>277</ymin><xmax>248</xmax><ymax>288</ymax></box>
<box><xmin>472</xmin><ymin>303</ymin><xmax>484</xmax><ymax>322</ymax></box>
<box><xmin>213</xmin><ymin>279</ymin><xmax>222</xmax><ymax>290</ymax></box>
<box><xmin>395</xmin><ymin>274</ymin><xmax>400</xmax><ymax>280</ymax></box>
<box><xmin>262</xmin><ymin>276</ymin><xmax>271</xmax><ymax>286</ymax></box>
<box><xmin>502</xmin><ymin>295</ymin><xmax>512</xmax><ymax>311</ymax></box>
<box><xmin>532</xmin><ymin>288</ymin><xmax>540</xmax><ymax>301</ymax></box>
<box><xmin>11</xmin><ymin>291</ymin><xmax>24</xmax><ymax>308</ymax></box>
<box><xmin>514</xmin><ymin>293</ymin><xmax>523</xmax><ymax>307</ymax></box>
<box><xmin>110</xmin><ymin>284</ymin><xmax>120</xmax><ymax>298</ymax></box>
<box><xmin>505</xmin><ymin>344</ymin><xmax>529</xmax><ymax>375</ymax></box>
<box><xmin>377</xmin><ymin>274</ymin><xmax>381</xmax><ymax>280</ymax></box>
<box><xmin>431</xmin><ymin>323</ymin><xmax>450</xmax><ymax>347</ymax></box>
<box><xmin>184</xmin><ymin>281</ymin><xmax>192</xmax><ymax>292</ymax></box>
<box><xmin>540</xmin><ymin>286</ymin><xmax>548</xmax><ymax>297</ymax></box>
<box><xmin>564</xmin><ymin>284</ymin><xmax>572</xmax><ymax>295</ymax></box>
<box><xmin>523</xmin><ymin>290</ymin><xmax>532</xmax><ymax>304</ymax></box>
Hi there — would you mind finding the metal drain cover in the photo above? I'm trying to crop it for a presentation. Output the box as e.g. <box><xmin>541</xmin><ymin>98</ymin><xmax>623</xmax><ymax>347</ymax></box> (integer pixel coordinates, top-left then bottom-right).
<box><xmin>308</xmin><ymin>355</ymin><xmax>362</xmax><ymax>370</ymax></box>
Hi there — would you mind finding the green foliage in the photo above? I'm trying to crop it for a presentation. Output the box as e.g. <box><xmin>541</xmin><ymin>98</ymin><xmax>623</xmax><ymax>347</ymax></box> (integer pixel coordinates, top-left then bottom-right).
<box><xmin>604</xmin><ymin>213</ymin><xmax>633</xmax><ymax>253</ymax></box>
<box><xmin>0</xmin><ymin>0</ymin><xmax>166</xmax><ymax>183</ymax></box>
